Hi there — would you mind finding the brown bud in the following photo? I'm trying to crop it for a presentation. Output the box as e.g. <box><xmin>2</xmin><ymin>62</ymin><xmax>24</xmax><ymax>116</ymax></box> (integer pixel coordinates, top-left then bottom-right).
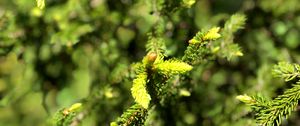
<box><xmin>63</xmin><ymin>109</ymin><xmax>70</xmax><ymax>116</ymax></box>
<box><xmin>147</xmin><ymin>52</ymin><xmax>157</xmax><ymax>62</ymax></box>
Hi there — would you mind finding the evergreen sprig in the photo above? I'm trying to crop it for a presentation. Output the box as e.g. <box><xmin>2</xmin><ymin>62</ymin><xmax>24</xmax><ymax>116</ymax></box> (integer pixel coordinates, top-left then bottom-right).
<box><xmin>182</xmin><ymin>27</ymin><xmax>222</xmax><ymax>64</ymax></box>
<box><xmin>52</xmin><ymin>103</ymin><xmax>83</xmax><ymax>126</ymax></box>
<box><xmin>256</xmin><ymin>83</ymin><xmax>300</xmax><ymax>126</ymax></box>
<box><xmin>113</xmin><ymin>12</ymin><xmax>247</xmax><ymax>125</ymax></box>
<box><xmin>272</xmin><ymin>62</ymin><xmax>300</xmax><ymax>81</ymax></box>
<box><xmin>130</xmin><ymin>53</ymin><xmax>193</xmax><ymax>110</ymax></box>
<box><xmin>155</xmin><ymin>59</ymin><xmax>192</xmax><ymax>75</ymax></box>
<box><xmin>188</xmin><ymin>27</ymin><xmax>221</xmax><ymax>44</ymax></box>
<box><xmin>146</xmin><ymin>36</ymin><xmax>166</xmax><ymax>56</ymax></box>
<box><xmin>113</xmin><ymin>36</ymin><xmax>195</xmax><ymax>125</ymax></box>
<box><xmin>110</xmin><ymin>104</ymin><xmax>148</xmax><ymax>126</ymax></box>
<box><xmin>238</xmin><ymin>62</ymin><xmax>300</xmax><ymax>126</ymax></box>
<box><xmin>115</xmin><ymin>26</ymin><xmax>222</xmax><ymax>125</ymax></box>
<box><xmin>217</xmin><ymin>14</ymin><xmax>246</xmax><ymax>60</ymax></box>
<box><xmin>223</xmin><ymin>14</ymin><xmax>246</xmax><ymax>33</ymax></box>
<box><xmin>160</xmin><ymin>0</ymin><xmax>196</xmax><ymax>14</ymax></box>
<box><xmin>131</xmin><ymin>72</ymin><xmax>151</xmax><ymax>109</ymax></box>
<box><xmin>146</xmin><ymin>19</ymin><xmax>167</xmax><ymax>56</ymax></box>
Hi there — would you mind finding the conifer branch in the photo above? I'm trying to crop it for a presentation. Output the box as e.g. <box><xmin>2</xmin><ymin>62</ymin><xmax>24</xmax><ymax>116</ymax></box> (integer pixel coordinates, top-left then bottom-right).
<box><xmin>6</xmin><ymin>0</ymin><xmax>295</xmax><ymax>125</ymax></box>
<box><xmin>223</xmin><ymin>14</ymin><xmax>246</xmax><ymax>34</ymax></box>
<box><xmin>272</xmin><ymin>62</ymin><xmax>300</xmax><ymax>81</ymax></box>
<box><xmin>238</xmin><ymin>62</ymin><xmax>300</xmax><ymax>126</ymax></box>
<box><xmin>202</xmin><ymin>27</ymin><xmax>222</xmax><ymax>41</ymax></box>
<box><xmin>146</xmin><ymin>36</ymin><xmax>166</xmax><ymax>56</ymax></box>
<box><xmin>52</xmin><ymin>103</ymin><xmax>83</xmax><ymax>126</ymax></box>
<box><xmin>182</xmin><ymin>27</ymin><xmax>221</xmax><ymax>64</ymax></box>
<box><xmin>110</xmin><ymin>104</ymin><xmax>148</xmax><ymax>126</ymax></box>
<box><xmin>188</xmin><ymin>27</ymin><xmax>221</xmax><ymax>44</ymax></box>
<box><xmin>154</xmin><ymin>59</ymin><xmax>192</xmax><ymax>75</ymax></box>
<box><xmin>131</xmin><ymin>72</ymin><xmax>151</xmax><ymax>109</ymax></box>
<box><xmin>146</xmin><ymin>20</ymin><xmax>167</xmax><ymax>56</ymax></box>
<box><xmin>113</xmin><ymin>12</ymin><xmax>247</xmax><ymax>126</ymax></box>
<box><xmin>217</xmin><ymin>14</ymin><xmax>246</xmax><ymax>60</ymax></box>
<box><xmin>256</xmin><ymin>83</ymin><xmax>300</xmax><ymax>126</ymax></box>
<box><xmin>160</xmin><ymin>0</ymin><xmax>196</xmax><ymax>14</ymax></box>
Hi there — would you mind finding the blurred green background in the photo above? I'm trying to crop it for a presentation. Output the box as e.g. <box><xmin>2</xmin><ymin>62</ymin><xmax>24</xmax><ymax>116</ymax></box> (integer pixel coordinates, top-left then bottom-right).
<box><xmin>0</xmin><ymin>0</ymin><xmax>300</xmax><ymax>125</ymax></box>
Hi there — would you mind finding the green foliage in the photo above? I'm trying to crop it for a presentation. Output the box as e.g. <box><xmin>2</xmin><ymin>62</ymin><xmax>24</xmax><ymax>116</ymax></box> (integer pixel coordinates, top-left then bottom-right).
<box><xmin>145</xmin><ymin>20</ymin><xmax>167</xmax><ymax>56</ymax></box>
<box><xmin>52</xmin><ymin>103</ymin><xmax>83</xmax><ymax>126</ymax></box>
<box><xmin>36</xmin><ymin>0</ymin><xmax>45</xmax><ymax>9</ymax></box>
<box><xmin>239</xmin><ymin>62</ymin><xmax>300</xmax><ymax>126</ymax></box>
<box><xmin>257</xmin><ymin>83</ymin><xmax>300</xmax><ymax>126</ymax></box>
<box><xmin>112</xmin><ymin>18</ymin><xmax>243</xmax><ymax>125</ymax></box>
<box><xmin>181</xmin><ymin>0</ymin><xmax>196</xmax><ymax>8</ymax></box>
<box><xmin>182</xmin><ymin>14</ymin><xmax>246</xmax><ymax>64</ymax></box>
<box><xmin>223</xmin><ymin>14</ymin><xmax>246</xmax><ymax>33</ymax></box>
<box><xmin>272</xmin><ymin>62</ymin><xmax>300</xmax><ymax>81</ymax></box>
<box><xmin>155</xmin><ymin>59</ymin><xmax>192</xmax><ymax>75</ymax></box>
<box><xmin>146</xmin><ymin>36</ymin><xmax>166</xmax><ymax>56</ymax></box>
<box><xmin>131</xmin><ymin>72</ymin><xmax>150</xmax><ymax>109</ymax></box>
<box><xmin>216</xmin><ymin>13</ymin><xmax>246</xmax><ymax>60</ymax></box>
<box><xmin>182</xmin><ymin>27</ymin><xmax>222</xmax><ymax>65</ymax></box>
<box><xmin>111</xmin><ymin>104</ymin><xmax>148</xmax><ymax>126</ymax></box>
<box><xmin>159</xmin><ymin>0</ymin><xmax>196</xmax><ymax>13</ymax></box>
<box><xmin>188</xmin><ymin>27</ymin><xmax>221</xmax><ymax>44</ymax></box>
<box><xmin>50</xmin><ymin>24</ymin><xmax>93</xmax><ymax>46</ymax></box>
<box><xmin>2</xmin><ymin>0</ymin><xmax>300</xmax><ymax>126</ymax></box>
